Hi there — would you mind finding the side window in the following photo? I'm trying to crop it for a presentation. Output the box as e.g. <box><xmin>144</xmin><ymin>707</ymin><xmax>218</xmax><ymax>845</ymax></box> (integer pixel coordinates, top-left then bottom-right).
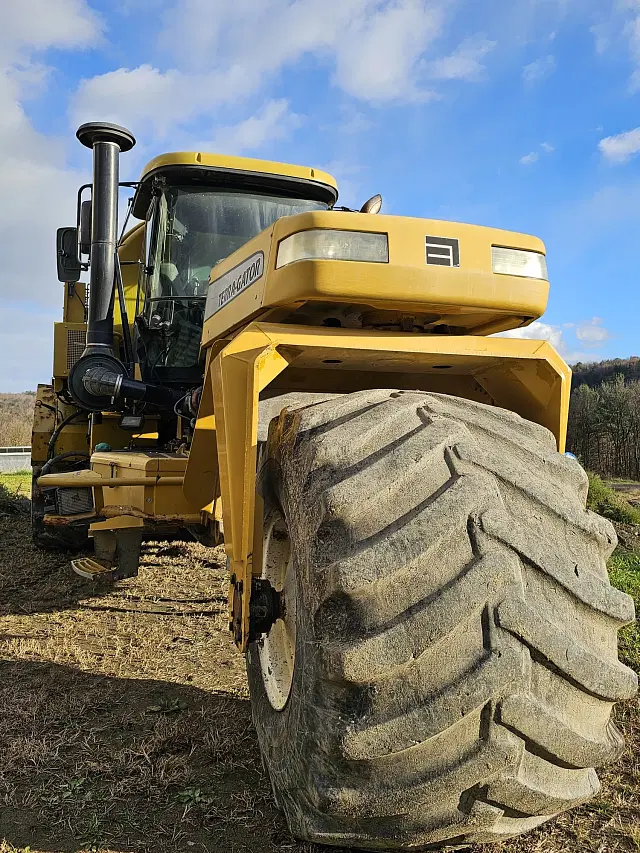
<box><xmin>143</xmin><ymin>198</ymin><xmax>158</xmax><ymax>278</ymax></box>
<box><xmin>134</xmin><ymin>198</ymin><xmax>157</xmax><ymax>318</ymax></box>
<box><xmin>146</xmin><ymin>193</ymin><xmax>171</xmax><ymax>303</ymax></box>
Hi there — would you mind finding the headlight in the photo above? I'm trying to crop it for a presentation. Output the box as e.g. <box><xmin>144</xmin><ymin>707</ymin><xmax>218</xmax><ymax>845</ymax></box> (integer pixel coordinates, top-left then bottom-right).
<box><xmin>276</xmin><ymin>229</ymin><xmax>388</xmax><ymax>268</ymax></box>
<box><xmin>491</xmin><ymin>246</ymin><xmax>548</xmax><ymax>279</ymax></box>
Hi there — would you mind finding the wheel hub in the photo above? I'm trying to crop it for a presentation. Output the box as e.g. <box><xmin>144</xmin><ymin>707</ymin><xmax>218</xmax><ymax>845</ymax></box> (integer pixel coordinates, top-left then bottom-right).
<box><xmin>256</xmin><ymin>512</ymin><xmax>297</xmax><ymax>711</ymax></box>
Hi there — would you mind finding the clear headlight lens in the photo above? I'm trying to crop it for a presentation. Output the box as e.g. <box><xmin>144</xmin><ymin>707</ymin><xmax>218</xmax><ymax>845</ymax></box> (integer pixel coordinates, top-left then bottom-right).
<box><xmin>491</xmin><ymin>246</ymin><xmax>548</xmax><ymax>279</ymax></box>
<box><xmin>276</xmin><ymin>229</ymin><xmax>389</xmax><ymax>268</ymax></box>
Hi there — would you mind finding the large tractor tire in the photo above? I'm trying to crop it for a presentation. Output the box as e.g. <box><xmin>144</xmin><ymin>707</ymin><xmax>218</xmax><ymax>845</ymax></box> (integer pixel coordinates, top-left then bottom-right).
<box><xmin>247</xmin><ymin>389</ymin><xmax>637</xmax><ymax>849</ymax></box>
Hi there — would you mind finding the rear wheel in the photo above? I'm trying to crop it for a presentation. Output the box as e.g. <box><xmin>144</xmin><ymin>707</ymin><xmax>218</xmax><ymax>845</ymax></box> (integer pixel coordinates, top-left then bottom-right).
<box><xmin>247</xmin><ymin>389</ymin><xmax>637</xmax><ymax>849</ymax></box>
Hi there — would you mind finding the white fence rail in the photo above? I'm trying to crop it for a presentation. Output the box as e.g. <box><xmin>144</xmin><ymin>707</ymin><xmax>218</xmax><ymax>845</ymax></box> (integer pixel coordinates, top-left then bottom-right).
<box><xmin>0</xmin><ymin>447</ymin><xmax>31</xmax><ymax>473</ymax></box>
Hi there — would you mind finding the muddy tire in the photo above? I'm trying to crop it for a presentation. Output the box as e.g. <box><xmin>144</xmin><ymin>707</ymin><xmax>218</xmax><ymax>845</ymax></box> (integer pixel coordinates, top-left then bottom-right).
<box><xmin>247</xmin><ymin>389</ymin><xmax>637</xmax><ymax>849</ymax></box>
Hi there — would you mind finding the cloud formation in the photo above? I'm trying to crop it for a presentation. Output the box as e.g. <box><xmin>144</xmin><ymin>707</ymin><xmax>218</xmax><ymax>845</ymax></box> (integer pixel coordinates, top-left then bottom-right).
<box><xmin>427</xmin><ymin>37</ymin><xmax>496</xmax><ymax>82</ymax></box>
<box><xmin>575</xmin><ymin>317</ymin><xmax>612</xmax><ymax>345</ymax></box>
<box><xmin>0</xmin><ymin>0</ymin><xmax>101</xmax><ymax>308</ymax></box>
<box><xmin>522</xmin><ymin>54</ymin><xmax>556</xmax><ymax>86</ymax></box>
<box><xmin>519</xmin><ymin>141</ymin><xmax>555</xmax><ymax>165</ymax></box>
<box><xmin>71</xmin><ymin>0</ymin><xmax>500</xmax><ymax>139</ymax></box>
<box><xmin>599</xmin><ymin>127</ymin><xmax>640</xmax><ymax>163</ymax></box>
<box><xmin>497</xmin><ymin>317</ymin><xmax>613</xmax><ymax>364</ymax></box>
<box><xmin>208</xmin><ymin>100</ymin><xmax>302</xmax><ymax>154</ymax></box>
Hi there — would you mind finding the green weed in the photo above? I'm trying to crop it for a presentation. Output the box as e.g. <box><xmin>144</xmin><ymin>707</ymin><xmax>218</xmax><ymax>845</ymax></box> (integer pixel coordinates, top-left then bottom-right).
<box><xmin>608</xmin><ymin>551</ymin><xmax>640</xmax><ymax>671</ymax></box>
<box><xmin>587</xmin><ymin>473</ymin><xmax>640</xmax><ymax>526</ymax></box>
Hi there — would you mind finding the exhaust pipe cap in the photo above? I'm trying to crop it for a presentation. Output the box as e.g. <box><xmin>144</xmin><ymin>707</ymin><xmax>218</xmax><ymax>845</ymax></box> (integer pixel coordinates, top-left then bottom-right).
<box><xmin>77</xmin><ymin>121</ymin><xmax>136</xmax><ymax>152</ymax></box>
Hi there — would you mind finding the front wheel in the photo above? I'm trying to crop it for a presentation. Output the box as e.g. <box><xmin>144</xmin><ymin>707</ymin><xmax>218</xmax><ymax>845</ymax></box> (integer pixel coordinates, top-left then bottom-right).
<box><xmin>247</xmin><ymin>389</ymin><xmax>636</xmax><ymax>849</ymax></box>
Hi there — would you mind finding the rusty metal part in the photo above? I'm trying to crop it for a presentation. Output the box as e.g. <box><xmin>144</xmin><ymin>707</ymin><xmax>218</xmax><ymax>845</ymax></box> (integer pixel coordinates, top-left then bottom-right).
<box><xmin>100</xmin><ymin>504</ymin><xmax>201</xmax><ymax>524</ymax></box>
<box><xmin>43</xmin><ymin>511</ymin><xmax>97</xmax><ymax>526</ymax></box>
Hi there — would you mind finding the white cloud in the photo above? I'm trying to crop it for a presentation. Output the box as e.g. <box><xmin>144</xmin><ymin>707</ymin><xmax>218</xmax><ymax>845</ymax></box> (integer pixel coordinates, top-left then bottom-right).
<box><xmin>69</xmin><ymin>0</ymin><xmax>510</xmax><ymax>158</ymax></box>
<box><xmin>70</xmin><ymin>0</ymin><xmax>459</xmax><ymax>142</ymax></box>
<box><xmin>0</xmin><ymin>0</ymin><xmax>103</xmax><ymax>389</ymax></box>
<box><xmin>498</xmin><ymin>321</ymin><xmax>564</xmax><ymax>350</ymax></box>
<box><xmin>154</xmin><ymin>0</ymin><xmax>447</xmax><ymax>104</ymax></box>
<box><xmin>334</xmin><ymin>0</ymin><xmax>444</xmax><ymax>101</ymax></box>
<box><xmin>599</xmin><ymin>127</ymin><xmax>640</xmax><ymax>163</ymax></box>
<box><xmin>575</xmin><ymin>316</ymin><xmax>612</xmax><ymax>344</ymax></box>
<box><xmin>427</xmin><ymin>37</ymin><xmax>497</xmax><ymax>82</ymax></box>
<box><xmin>496</xmin><ymin>317</ymin><xmax>614</xmax><ymax>364</ymax></box>
<box><xmin>519</xmin><ymin>140</ymin><xmax>555</xmax><ymax>165</ymax></box>
<box><xmin>591</xmin><ymin>2</ymin><xmax>640</xmax><ymax>91</ymax></box>
<box><xmin>522</xmin><ymin>54</ymin><xmax>556</xmax><ymax>85</ymax></box>
<box><xmin>0</xmin><ymin>0</ymin><xmax>102</xmax><ymax>61</ymax></box>
<box><xmin>71</xmin><ymin>64</ymin><xmax>210</xmax><ymax>136</ymax></box>
<box><xmin>0</xmin><ymin>1</ymin><xmax>101</xmax><ymax>309</ymax></box>
<box><xmin>590</xmin><ymin>22</ymin><xmax>611</xmax><ymax>55</ymax></box>
<box><xmin>520</xmin><ymin>151</ymin><xmax>539</xmax><ymax>165</ymax></box>
<box><xmin>208</xmin><ymin>100</ymin><xmax>301</xmax><ymax>154</ymax></box>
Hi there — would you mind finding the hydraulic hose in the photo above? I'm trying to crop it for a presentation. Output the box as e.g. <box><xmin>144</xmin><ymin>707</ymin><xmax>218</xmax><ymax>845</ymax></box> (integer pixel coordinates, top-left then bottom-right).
<box><xmin>47</xmin><ymin>410</ymin><xmax>89</xmax><ymax>460</ymax></box>
<box><xmin>40</xmin><ymin>450</ymin><xmax>90</xmax><ymax>476</ymax></box>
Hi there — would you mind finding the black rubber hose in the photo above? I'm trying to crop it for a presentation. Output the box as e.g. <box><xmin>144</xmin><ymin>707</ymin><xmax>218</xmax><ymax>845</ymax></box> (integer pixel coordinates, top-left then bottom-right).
<box><xmin>40</xmin><ymin>450</ymin><xmax>91</xmax><ymax>476</ymax></box>
<box><xmin>47</xmin><ymin>410</ymin><xmax>89</xmax><ymax>460</ymax></box>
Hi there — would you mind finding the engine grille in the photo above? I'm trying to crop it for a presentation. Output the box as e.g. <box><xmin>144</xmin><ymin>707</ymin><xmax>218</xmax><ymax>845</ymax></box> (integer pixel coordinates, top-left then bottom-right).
<box><xmin>67</xmin><ymin>329</ymin><xmax>87</xmax><ymax>370</ymax></box>
<box><xmin>56</xmin><ymin>487</ymin><xmax>94</xmax><ymax>516</ymax></box>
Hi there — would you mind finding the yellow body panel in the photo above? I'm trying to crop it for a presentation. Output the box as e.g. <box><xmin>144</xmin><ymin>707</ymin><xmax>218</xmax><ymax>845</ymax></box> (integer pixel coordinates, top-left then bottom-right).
<box><xmin>139</xmin><ymin>151</ymin><xmax>337</xmax><ymax>196</ymax></box>
<box><xmin>90</xmin><ymin>452</ymin><xmax>200</xmax><ymax>521</ymax></box>
<box><xmin>201</xmin><ymin>212</ymin><xmax>549</xmax><ymax>346</ymax></box>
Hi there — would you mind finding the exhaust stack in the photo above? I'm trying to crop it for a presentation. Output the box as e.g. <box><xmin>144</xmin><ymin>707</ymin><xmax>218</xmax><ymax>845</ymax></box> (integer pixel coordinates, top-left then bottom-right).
<box><xmin>77</xmin><ymin>121</ymin><xmax>135</xmax><ymax>356</ymax></box>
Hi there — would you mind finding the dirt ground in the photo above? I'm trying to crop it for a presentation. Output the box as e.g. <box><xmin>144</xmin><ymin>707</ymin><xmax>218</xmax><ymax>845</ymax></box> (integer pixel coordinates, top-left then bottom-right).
<box><xmin>0</xmin><ymin>487</ymin><xmax>638</xmax><ymax>853</ymax></box>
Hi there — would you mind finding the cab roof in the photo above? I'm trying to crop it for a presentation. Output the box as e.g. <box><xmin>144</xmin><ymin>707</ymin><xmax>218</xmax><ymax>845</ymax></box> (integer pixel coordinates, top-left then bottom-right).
<box><xmin>133</xmin><ymin>151</ymin><xmax>338</xmax><ymax>219</ymax></box>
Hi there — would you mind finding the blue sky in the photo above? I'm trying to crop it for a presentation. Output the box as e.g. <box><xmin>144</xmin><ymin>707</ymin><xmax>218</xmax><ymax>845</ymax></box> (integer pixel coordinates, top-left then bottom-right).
<box><xmin>1</xmin><ymin>0</ymin><xmax>639</xmax><ymax>392</ymax></box>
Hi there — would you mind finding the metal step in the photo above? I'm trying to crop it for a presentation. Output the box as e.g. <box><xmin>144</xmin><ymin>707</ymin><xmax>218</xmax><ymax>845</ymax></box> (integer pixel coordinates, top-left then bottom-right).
<box><xmin>70</xmin><ymin>556</ymin><xmax>138</xmax><ymax>581</ymax></box>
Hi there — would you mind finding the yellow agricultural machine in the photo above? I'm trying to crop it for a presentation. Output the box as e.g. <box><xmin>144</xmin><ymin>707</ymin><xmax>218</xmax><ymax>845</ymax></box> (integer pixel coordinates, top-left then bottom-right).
<box><xmin>33</xmin><ymin>122</ymin><xmax>636</xmax><ymax>848</ymax></box>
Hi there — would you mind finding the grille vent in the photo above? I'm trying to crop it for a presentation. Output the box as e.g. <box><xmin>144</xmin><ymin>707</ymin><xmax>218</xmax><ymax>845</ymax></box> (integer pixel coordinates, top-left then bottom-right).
<box><xmin>67</xmin><ymin>329</ymin><xmax>86</xmax><ymax>370</ymax></box>
<box><xmin>57</xmin><ymin>487</ymin><xmax>94</xmax><ymax>516</ymax></box>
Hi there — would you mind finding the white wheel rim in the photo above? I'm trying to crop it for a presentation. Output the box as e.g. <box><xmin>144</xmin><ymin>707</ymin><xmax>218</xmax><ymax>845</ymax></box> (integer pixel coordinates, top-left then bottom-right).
<box><xmin>258</xmin><ymin>511</ymin><xmax>297</xmax><ymax>711</ymax></box>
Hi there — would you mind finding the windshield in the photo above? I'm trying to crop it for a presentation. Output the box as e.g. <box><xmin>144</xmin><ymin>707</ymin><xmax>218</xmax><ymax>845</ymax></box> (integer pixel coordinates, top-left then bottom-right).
<box><xmin>140</xmin><ymin>186</ymin><xmax>328</xmax><ymax>374</ymax></box>
<box><xmin>149</xmin><ymin>186</ymin><xmax>328</xmax><ymax>300</ymax></box>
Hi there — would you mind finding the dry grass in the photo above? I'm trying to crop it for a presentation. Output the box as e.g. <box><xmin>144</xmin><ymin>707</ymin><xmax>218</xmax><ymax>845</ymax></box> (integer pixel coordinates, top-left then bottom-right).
<box><xmin>0</xmin><ymin>393</ymin><xmax>35</xmax><ymax>447</ymax></box>
<box><xmin>609</xmin><ymin>481</ymin><xmax>640</xmax><ymax>506</ymax></box>
<box><xmin>0</xmin><ymin>486</ymin><xmax>638</xmax><ymax>853</ymax></box>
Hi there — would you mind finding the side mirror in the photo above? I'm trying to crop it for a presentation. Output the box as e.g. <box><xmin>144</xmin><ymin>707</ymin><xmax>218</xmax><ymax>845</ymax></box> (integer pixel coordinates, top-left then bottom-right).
<box><xmin>79</xmin><ymin>199</ymin><xmax>92</xmax><ymax>256</ymax></box>
<box><xmin>56</xmin><ymin>227</ymin><xmax>81</xmax><ymax>283</ymax></box>
<box><xmin>360</xmin><ymin>194</ymin><xmax>382</xmax><ymax>214</ymax></box>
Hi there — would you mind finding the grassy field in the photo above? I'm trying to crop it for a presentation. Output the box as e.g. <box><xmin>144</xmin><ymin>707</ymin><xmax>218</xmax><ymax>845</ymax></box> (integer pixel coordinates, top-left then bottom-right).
<box><xmin>0</xmin><ymin>481</ymin><xmax>638</xmax><ymax>853</ymax></box>
<box><xmin>0</xmin><ymin>472</ymin><xmax>30</xmax><ymax>495</ymax></box>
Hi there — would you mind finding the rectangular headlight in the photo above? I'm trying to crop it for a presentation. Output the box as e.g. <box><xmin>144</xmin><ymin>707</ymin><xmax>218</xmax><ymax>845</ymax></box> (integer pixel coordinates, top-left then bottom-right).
<box><xmin>276</xmin><ymin>229</ymin><xmax>388</xmax><ymax>268</ymax></box>
<box><xmin>491</xmin><ymin>246</ymin><xmax>548</xmax><ymax>280</ymax></box>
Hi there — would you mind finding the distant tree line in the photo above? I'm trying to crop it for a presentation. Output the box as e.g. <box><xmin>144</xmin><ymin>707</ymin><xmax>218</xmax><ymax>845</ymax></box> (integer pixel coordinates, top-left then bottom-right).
<box><xmin>567</xmin><ymin>375</ymin><xmax>640</xmax><ymax>479</ymax></box>
<box><xmin>572</xmin><ymin>357</ymin><xmax>640</xmax><ymax>390</ymax></box>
